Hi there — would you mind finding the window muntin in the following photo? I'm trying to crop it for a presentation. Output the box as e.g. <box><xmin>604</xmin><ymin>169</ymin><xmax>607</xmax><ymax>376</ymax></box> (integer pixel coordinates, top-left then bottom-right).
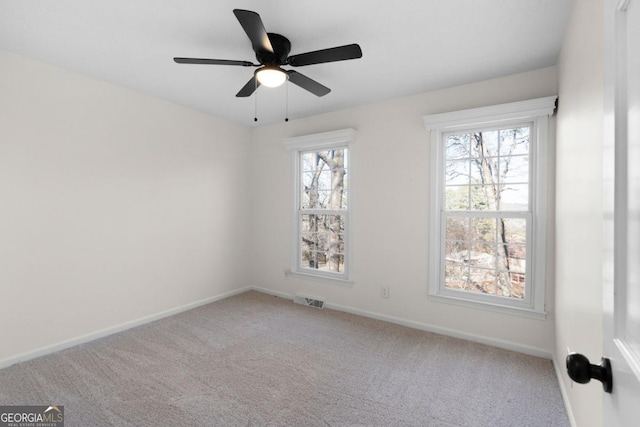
<box><xmin>300</xmin><ymin>149</ymin><xmax>348</xmax><ymax>210</ymax></box>
<box><xmin>443</xmin><ymin>213</ymin><xmax>529</xmax><ymax>299</ymax></box>
<box><xmin>298</xmin><ymin>148</ymin><xmax>348</xmax><ymax>276</ymax></box>
<box><xmin>444</xmin><ymin>126</ymin><xmax>531</xmax><ymax>211</ymax></box>
<box><xmin>441</xmin><ymin>124</ymin><xmax>532</xmax><ymax>302</ymax></box>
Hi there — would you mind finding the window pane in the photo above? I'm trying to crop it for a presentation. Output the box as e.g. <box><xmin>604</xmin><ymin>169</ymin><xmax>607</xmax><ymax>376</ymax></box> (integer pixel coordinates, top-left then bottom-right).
<box><xmin>300</xmin><ymin>213</ymin><xmax>345</xmax><ymax>273</ymax></box>
<box><xmin>301</xmin><ymin>152</ymin><xmax>317</xmax><ymax>172</ymax></box>
<box><xmin>499</xmin><ymin>127</ymin><xmax>530</xmax><ymax>156</ymax></box>
<box><xmin>446</xmin><ymin>217</ymin><xmax>469</xmax><ymax>241</ymax></box>
<box><xmin>302</xmin><ymin>190</ymin><xmax>324</xmax><ymax>209</ymax></box>
<box><xmin>470</xmin><ymin>159</ymin><xmax>494</xmax><ymax>185</ymax></box>
<box><xmin>501</xmin><ymin>155</ymin><xmax>529</xmax><ymax>184</ymax></box>
<box><xmin>506</xmin><ymin>244</ymin><xmax>526</xmax><ymax>273</ymax></box>
<box><xmin>301</xmin><ymin>214</ymin><xmax>314</xmax><ymax>230</ymax></box>
<box><xmin>446</xmin><ymin>160</ymin><xmax>470</xmax><ymax>185</ymax></box>
<box><xmin>470</xmin><ymin>131</ymin><xmax>499</xmax><ymax>158</ymax></box>
<box><xmin>496</xmin><ymin>270</ymin><xmax>525</xmax><ymax>299</ymax></box>
<box><xmin>445</xmin><ymin>262</ymin><xmax>469</xmax><ymax>290</ymax></box>
<box><xmin>329</xmin><ymin>172</ymin><xmax>347</xmax><ymax>209</ymax></box>
<box><xmin>470</xmin><ymin>243</ymin><xmax>496</xmax><ymax>268</ymax></box>
<box><xmin>469</xmin><ymin>267</ymin><xmax>497</xmax><ymax>294</ymax></box>
<box><xmin>471</xmin><ymin>217</ymin><xmax>496</xmax><ymax>243</ymax></box>
<box><xmin>302</xmin><ymin>188</ymin><xmax>341</xmax><ymax>209</ymax></box>
<box><xmin>328</xmin><ymin>214</ymin><xmax>344</xmax><ymax>234</ymax></box>
<box><xmin>443</xmin><ymin>214</ymin><xmax>528</xmax><ymax>300</ymax></box>
<box><xmin>328</xmin><ymin>253</ymin><xmax>344</xmax><ymax>272</ymax></box>
<box><xmin>317</xmin><ymin>190</ymin><xmax>331</xmax><ymax>207</ymax></box>
<box><xmin>501</xmin><ymin>218</ymin><xmax>527</xmax><ymax>244</ymax></box>
<box><xmin>444</xmin><ymin>241</ymin><xmax>469</xmax><ymax>264</ymax></box>
<box><xmin>341</xmin><ymin>174</ymin><xmax>349</xmax><ymax>209</ymax></box>
<box><xmin>445</xmin><ymin>134</ymin><xmax>470</xmax><ymax>159</ymax></box>
<box><xmin>302</xmin><ymin>250</ymin><xmax>313</xmax><ymax>268</ymax></box>
<box><xmin>447</xmin><ymin>127</ymin><xmax>531</xmax><ymax>214</ymax></box>
<box><xmin>302</xmin><ymin>172</ymin><xmax>315</xmax><ymax>189</ymax></box>
<box><xmin>499</xmin><ymin>184</ymin><xmax>528</xmax><ymax>211</ymax></box>
<box><xmin>472</xmin><ymin>185</ymin><xmax>496</xmax><ymax>210</ymax></box>
<box><xmin>300</xmin><ymin>149</ymin><xmax>348</xmax><ymax>210</ymax></box>
<box><xmin>302</xmin><ymin>231</ymin><xmax>316</xmax><ymax>244</ymax></box>
<box><xmin>445</xmin><ymin>186</ymin><xmax>469</xmax><ymax>210</ymax></box>
<box><xmin>317</xmin><ymin>170</ymin><xmax>332</xmax><ymax>190</ymax></box>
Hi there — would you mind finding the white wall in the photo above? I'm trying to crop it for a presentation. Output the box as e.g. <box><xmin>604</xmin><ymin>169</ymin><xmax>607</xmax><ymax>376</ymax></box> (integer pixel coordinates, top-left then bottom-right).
<box><xmin>0</xmin><ymin>43</ymin><xmax>574</xmax><ymax>382</ymax></box>
<box><xmin>249</xmin><ymin>66</ymin><xmax>559</xmax><ymax>356</ymax></box>
<box><xmin>554</xmin><ymin>0</ymin><xmax>605</xmax><ymax>425</ymax></box>
<box><xmin>0</xmin><ymin>50</ymin><xmax>251</xmax><ymax>364</ymax></box>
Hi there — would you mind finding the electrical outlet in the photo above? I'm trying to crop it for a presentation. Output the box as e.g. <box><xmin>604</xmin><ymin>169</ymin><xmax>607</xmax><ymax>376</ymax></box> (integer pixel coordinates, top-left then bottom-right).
<box><xmin>381</xmin><ymin>286</ymin><xmax>390</xmax><ymax>299</ymax></box>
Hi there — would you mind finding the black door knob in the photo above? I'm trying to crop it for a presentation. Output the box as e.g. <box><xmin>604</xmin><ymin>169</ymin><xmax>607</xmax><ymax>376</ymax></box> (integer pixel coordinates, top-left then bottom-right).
<box><xmin>566</xmin><ymin>353</ymin><xmax>613</xmax><ymax>393</ymax></box>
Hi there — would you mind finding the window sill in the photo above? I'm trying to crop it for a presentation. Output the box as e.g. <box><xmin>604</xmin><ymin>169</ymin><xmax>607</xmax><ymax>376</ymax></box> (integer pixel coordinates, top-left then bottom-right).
<box><xmin>284</xmin><ymin>269</ymin><xmax>354</xmax><ymax>287</ymax></box>
<box><xmin>428</xmin><ymin>293</ymin><xmax>547</xmax><ymax>320</ymax></box>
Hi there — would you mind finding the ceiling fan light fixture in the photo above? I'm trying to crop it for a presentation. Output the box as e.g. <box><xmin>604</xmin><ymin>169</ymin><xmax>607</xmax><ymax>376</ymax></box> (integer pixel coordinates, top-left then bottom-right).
<box><xmin>256</xmin><ymin>67</ymin><xmax>287</xmax><ymax>88</ymax></box>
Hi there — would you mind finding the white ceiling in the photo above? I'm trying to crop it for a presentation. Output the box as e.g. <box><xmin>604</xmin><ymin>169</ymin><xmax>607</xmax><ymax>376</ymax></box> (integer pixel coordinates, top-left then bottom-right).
<box><xmin>0</xmin><ymin>0</ymin><xmax>573</xmax><ymax>126</ymax></box>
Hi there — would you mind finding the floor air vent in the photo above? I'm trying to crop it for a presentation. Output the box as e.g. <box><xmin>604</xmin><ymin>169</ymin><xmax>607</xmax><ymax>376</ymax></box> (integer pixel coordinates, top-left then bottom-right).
<box><xmin>293</xmin><ymin>295</ymin><xmax>325</xmax><ymax>309</ymax></box>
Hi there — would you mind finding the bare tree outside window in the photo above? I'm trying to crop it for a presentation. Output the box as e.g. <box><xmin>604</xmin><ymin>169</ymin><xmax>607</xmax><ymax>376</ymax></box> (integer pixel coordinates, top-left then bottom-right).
<box><xmin>443</xmin><ymin>126</ymin><xmax>530</xmax><ymax>299</ymax></box>
<box><xmin>300</xmin><ymin>149</ymin><xmax>347</xmax><ymax>273</ymax></box>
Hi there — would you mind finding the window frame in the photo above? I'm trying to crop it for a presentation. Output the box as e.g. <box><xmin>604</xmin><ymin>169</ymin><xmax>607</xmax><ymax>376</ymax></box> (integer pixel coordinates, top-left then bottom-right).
<box><xmin>283</xmin><ymin>128</ymin><xmax>356</xmax><ymax>285</ymax></box>
<box><xmin>424</xmin><ymin>97</ymin><xmax>556</xmax><ymax>319</ymax></box>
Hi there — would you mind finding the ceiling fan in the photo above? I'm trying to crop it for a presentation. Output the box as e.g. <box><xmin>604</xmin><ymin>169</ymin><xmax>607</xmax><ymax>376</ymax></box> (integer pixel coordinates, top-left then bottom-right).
<box><xmin>174</xmin><ymin>9</ymin><xmax>363</xmax><ymax>98</ymax></box>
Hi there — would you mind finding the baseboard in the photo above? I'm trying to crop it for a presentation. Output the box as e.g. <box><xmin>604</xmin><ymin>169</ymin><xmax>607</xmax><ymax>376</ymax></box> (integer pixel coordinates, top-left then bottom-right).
<box><xmin>553</xmin><ymin>356</ymin><xmax>578</xmax><ymax>427</ymax></box>
<box><xmin>250</xmin><ymin>286</ymin><xmax>552</xmax><ymax>359</ymax></box>
<box><xmin>0</xmin><ymin>286</ymin><xmax>251</xmax><ymax>370</ymax></box>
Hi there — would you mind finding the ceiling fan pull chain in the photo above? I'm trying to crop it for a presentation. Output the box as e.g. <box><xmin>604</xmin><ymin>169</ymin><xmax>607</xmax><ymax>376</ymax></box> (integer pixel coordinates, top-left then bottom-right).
<box><xmin>285</xmin><ymin>80</ymin><xmax>289</xmax><ymax>122</ymax></box>
<box><xmin>254</xmin><ymin>80</ymin><xmax>258</xmax><ymax>122</ymax></box>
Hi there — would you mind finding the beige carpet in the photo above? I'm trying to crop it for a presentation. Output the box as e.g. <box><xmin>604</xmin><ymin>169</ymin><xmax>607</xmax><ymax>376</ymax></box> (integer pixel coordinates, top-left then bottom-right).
<box><xmin>0</xmin><ymin>291</ymin><xmax>569</xmax><ymax>426</ymax></box>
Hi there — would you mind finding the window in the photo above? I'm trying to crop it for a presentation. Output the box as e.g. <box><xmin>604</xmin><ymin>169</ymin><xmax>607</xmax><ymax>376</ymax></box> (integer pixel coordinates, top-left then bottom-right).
<box><xmin>283</xmin><ymin>129</ymin><xmax>356</xmax><ymax>284</ymax></box>
<box><xmin>424</xmin><ymin>97</ymin><xmax>556</xmax><ymax>318</ymax></box>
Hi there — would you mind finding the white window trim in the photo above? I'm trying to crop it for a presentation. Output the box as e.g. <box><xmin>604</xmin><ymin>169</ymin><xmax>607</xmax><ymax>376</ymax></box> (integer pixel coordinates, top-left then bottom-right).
<box><xmin>283</xmin><ymin>128</ymin><xmax>357</xmax><ymax>286</ymax></box>
<box><xmin>424</xmin><ymin>96</ymin><xmax>556</xmax><ymax>319</ymax></box>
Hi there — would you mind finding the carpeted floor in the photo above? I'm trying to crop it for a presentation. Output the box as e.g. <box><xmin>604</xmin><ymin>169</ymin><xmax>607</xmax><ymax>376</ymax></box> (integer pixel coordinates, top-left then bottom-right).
<box><xmin>0</xmin><ymin>291</ymin><xmax>569</xmax><ymax>426</ymax></box>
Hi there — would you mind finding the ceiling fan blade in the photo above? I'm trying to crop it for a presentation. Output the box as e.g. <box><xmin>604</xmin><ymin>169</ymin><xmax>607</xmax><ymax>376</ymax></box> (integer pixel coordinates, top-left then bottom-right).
<box><xmin>288</xmin><ymin>44</ymin><xmax>362</xmax><ymax>67</ymax></box>
<box><xmin>286</xmin><ymin>71</ymin><xmax>331</xmax><ymax>97</ymax></box>
<box><xmin>236</xmin><ymin>76</ymin><xmax>260</xmax><ymax>97</ymax></box>
<box><xmin>233</xmin><ymin>9</ymin><xmax>274</xmax><ymax>53</ymax></box>
<box><xmin>174</xmin><ymin>58</ymin><xmax>256</xmax><ymax>66</ymax></box>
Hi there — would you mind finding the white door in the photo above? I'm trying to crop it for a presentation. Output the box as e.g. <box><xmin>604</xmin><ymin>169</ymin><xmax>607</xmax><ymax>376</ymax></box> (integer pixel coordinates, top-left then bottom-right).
<box><xmin>602</xmin><ymin>0</ymin><xmax>640</xmax><ymax>424</ymax></box>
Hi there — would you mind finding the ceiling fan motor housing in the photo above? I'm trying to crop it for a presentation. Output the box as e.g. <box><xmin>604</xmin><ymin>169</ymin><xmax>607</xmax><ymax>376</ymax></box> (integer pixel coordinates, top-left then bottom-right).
<box><xmin>256</xmin><ymin>33</ymin><xmax>291</xmax><ymax>65</ymax></box>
